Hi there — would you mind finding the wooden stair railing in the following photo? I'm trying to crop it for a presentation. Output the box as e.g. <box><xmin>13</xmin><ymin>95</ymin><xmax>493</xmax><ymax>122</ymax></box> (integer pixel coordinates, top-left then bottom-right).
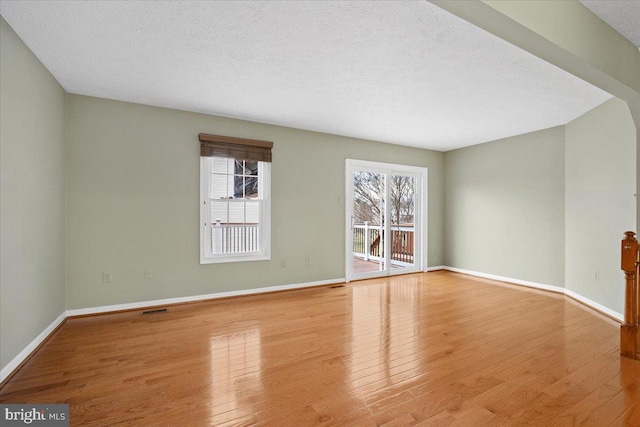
<box><xmin>620</xmin><ymin>231</ymin><xmax>640</xmax><ymax>360</ymax></box>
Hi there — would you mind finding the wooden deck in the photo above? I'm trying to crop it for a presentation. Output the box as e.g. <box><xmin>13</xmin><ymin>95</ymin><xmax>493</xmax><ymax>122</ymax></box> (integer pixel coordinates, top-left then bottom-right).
<box><xmin>352</xmin><ymin>257</ymin><xmax>403</xmax><ymax>273</ymax></box>
<box><xmin>353</xmin><ymin>257</ymin><xmax>384</xmax><ymax>274</ymax></box>
<box><xmin>1</xmin><ymin>271</ymin><xmax>639</xmax><ymax>426</ymax></box>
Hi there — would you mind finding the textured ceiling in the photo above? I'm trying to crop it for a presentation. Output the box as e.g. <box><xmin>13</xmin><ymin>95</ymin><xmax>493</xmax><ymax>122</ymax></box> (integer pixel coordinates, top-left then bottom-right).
<box><xmin>580</xmin><ymin>0</ymin><xmax>640</xmax><ymax>48</ymax></box>
<box><xmin>0</xmin><ymin>1</ymin><xmax>612</xmax><ymax>151</ymax></box>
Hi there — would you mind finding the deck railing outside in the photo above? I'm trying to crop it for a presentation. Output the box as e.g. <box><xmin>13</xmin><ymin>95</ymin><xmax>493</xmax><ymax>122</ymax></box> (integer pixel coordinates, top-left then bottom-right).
<box><xmin>353</xmin><ymin>222</ymin><xmax>414</xmax><ymax>265</ymax></box>
<box><xmin>212</xmin><ymin>220</ymin><xmax>260</xmax><ymax>254</ymax></box>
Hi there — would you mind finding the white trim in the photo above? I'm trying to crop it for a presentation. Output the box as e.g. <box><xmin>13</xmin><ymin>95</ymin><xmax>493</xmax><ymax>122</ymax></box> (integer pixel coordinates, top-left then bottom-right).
<box><xmin>200</xmin><ymin>158</ymin><xmax>271</xmax><ymax>264</ymax></box>
<box><xmin>422</xmin><ymin>171</ymin><xmax>429</xmax><ymax>276</ymax></box>
<box><xmin>442</xmin><ymin>266</ymin><xmax>624</xmax><ymax>322</ymax></box>
<box><xmin>66</xmin><ymin>277</ymin><xmax>345</xmax><ymax>317</ymax></box>
<box><xmin>345</xmin><ymin>159</ymin><xmax>428</xmax><ymax>282</ymax></box>
<box><xmin>344</xmin><ymin>159</ymin><xmax>429</xmax><ymax>175</ymax></box>
<box><xmin>0</xmin><ymin>311</ymin><xmax>67</xmax><ymax>383</ymax></box>
<box><xmin>564</xmin><ymin>289</ymin><xmax>624</xmax><ymax>322</ymax></box>
<box><xmin>426</xmin><ymin>265</ymin><xmax>446</xmax><ymax>271</ymax></box>
<box><xmin>444</xmin><ymin>266</ymin><xmax>565</xmax><ymax>293</ymax></box>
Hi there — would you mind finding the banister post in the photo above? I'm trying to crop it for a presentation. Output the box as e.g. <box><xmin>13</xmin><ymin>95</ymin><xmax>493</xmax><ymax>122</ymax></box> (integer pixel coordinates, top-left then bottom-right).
<box><xmin>620</xmin><ymin>231</ymin><xmax>639</xmax><ymax>359</ymax></box>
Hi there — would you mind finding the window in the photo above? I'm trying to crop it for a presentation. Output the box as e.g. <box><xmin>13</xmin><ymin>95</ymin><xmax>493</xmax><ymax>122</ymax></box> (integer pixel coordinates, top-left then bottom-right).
<box><xmin>200</xmin><ymin>134</ymin><xmax>272</xmax><ymax>264</ymax></box>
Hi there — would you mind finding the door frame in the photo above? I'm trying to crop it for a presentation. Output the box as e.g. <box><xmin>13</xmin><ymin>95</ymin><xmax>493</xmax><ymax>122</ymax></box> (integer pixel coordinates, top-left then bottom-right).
<box><xmin>345</xmin><ymin>159</ymin><xmax>428</xmax><ymax>282</ymax></box>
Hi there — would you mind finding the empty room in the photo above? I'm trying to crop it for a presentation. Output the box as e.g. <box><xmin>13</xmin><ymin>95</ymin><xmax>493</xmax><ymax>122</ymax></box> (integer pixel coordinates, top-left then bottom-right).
<box><xmin>1</xmin><ymin>0</ymin><xmax>640</xmax><ymax>425</ymax></box>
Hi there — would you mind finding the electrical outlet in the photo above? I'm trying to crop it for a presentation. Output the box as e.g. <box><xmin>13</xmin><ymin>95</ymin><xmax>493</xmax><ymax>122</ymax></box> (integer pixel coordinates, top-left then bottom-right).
<box><xmin>595</xmin><ymin>270</ymin><xmax>599</xmax><ymax>280</ymax></box>
<box><xmin>305</xmin><ymin>257</ymin><xmax>310</xmax><ymax>266</ymax></box>
<box><xmin>144</xmin><ymin>268</ymin><xmax>153</xmax><ymax>279</ymax></box>
<box><xmin>102</xmin><ymin>271</ymin><xmax>113</xmax><ymax>283</ymax></box>
<box><xmin>280</xmin><ymin>259</ymin><xmax>286</xmax><ymax>268</ymax></box>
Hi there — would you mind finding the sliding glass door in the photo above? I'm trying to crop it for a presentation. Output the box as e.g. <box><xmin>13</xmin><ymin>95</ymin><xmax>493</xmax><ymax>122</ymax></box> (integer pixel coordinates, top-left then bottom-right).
<box><xmin>346</xmin><ymin>160</ymin><xmax>426</xmax><ymax>281</ymax></box>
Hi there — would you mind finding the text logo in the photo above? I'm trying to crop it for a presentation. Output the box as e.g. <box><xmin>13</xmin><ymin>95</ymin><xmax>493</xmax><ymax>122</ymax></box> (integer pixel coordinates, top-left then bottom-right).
<box><xmin>0</xmin><ymin>404</ymin><xmax>69</xmax><ymax>426</ymax></box>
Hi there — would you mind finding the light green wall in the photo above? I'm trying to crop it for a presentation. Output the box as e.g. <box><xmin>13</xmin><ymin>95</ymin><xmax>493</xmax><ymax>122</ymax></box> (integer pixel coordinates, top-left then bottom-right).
<box><xmin>565</xmin><ymin>98</ymin><xmax>636</xmax><ymax>314</ymax></box>
<box><xmin>443</xmin><ymin>97</ymin><xmax>637</xmax><ymax>316</ymax></box>
<box><xmin>65</xmin><ymin>95</ymin><xmax>444</xmax><ymax>309</ymax></box>
<box><xmin>444</xmin><ymin>127</ymin><xmax>565</xmax><ymax>286</ymax></box>
<box><xmin>0</xmin><ymin>18</ymin><xmax>66</xmax><ymax>369</ymax></box>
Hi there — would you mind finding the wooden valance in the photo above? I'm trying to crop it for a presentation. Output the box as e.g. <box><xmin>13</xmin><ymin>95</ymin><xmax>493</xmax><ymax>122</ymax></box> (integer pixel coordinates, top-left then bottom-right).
<box><xmin>199</xmin><ymin>133</ymin><xmax>273</xmax><ymax>162</ymax></box>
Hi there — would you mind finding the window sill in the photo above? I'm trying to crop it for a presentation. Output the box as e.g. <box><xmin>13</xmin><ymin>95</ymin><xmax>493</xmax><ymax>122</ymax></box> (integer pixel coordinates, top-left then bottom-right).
<box><xmin>200</xmin><ymin>253</ymin><xmax>270</xmax><ymax>265</ymax></box>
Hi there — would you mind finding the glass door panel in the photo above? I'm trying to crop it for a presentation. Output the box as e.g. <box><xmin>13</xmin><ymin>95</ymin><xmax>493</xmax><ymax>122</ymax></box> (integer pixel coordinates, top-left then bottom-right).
<box><xmin>389</xmin><ymin>174</ymin><xmax>416</xmax><ymax>272</ymax></box>
<box><xmin>351</xmin><ymin>171</ymin><xmax>386</xmax><ymax>275</ymax></box>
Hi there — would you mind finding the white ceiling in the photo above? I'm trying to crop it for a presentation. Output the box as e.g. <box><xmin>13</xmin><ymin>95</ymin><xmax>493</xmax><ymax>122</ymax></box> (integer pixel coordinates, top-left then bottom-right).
<box><xmin>580</xmin><ymin>0</ymin><xmax>640</xmax><ymax>48</ymax></box>
<box><xmin>0</xmin><ymin>1</ymin><xmax>613</xmax><ymax>152</ymax></box>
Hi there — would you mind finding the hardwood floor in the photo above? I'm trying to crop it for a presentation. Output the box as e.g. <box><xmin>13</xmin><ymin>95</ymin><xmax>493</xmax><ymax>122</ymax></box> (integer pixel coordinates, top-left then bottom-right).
<box><xmin>2</xmin><ymin>271</ymin><xmax>640</xmax><ymax>426</ymax></box>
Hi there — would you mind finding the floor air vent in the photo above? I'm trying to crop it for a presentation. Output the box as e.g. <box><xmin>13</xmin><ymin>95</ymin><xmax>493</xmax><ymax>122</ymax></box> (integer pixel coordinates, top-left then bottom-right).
<box><xmin>141</xmin><ymin>308</ymin><xmax>168</xmax><ymax>315</ymax></box>
<box><xmin>329</xmin><ymin>285</ymin><xmax>345</xmax><ymax>289</ymax></box>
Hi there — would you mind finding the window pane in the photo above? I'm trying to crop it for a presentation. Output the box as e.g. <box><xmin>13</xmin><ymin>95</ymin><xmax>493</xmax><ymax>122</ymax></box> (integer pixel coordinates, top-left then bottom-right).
<box><xmin>210</xmin><ymin>157</ymin><xmax>229</xmax><ymax>175</ymax></box>
<box><xmin>245</xmin><ymin>201</ymin><xmax>260</xmax><ymax>224</ymax></box>
<box><xmin>228</xmin><ymin>202</ymin><xmax>244</xmax><ymax>224</ymax></box>
<box><xmin>211</xmin><ymin>174</ymin><xmax>230</xmax><ymax>199</ymax></box>
<box><xmin>234</xmin><ymin>160</ymin><xmax>259</xmax><ymax>198</ymax></box>
<box><xmin>210</xmin><ymin>202</ymin><xmax>228</xmax><ymax>224</ymax></box>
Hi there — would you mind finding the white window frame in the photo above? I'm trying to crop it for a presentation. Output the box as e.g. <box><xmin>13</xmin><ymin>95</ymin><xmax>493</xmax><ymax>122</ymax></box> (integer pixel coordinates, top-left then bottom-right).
<box><xmin>200</xmin><ymin>156</ymin><xmax>271</xmax><ymax>264</ymax></box>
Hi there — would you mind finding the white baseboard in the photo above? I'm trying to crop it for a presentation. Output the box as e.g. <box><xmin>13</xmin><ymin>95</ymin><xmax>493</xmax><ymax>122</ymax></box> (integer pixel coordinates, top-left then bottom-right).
<box><xmin>443</xmin><ymin>266</ymin><xmax>624</xmax><ymax>322</ymax></box>
<box><xmin>564</xmin><ymin>289</ymin><xmax>624</xmax><ymax>322</ymax></box>
<box><xmin>444</xmin><ymin>266</ymin><xmax>565</xmax><ymax>293</ymax></box>
<box><xmin>426</xmin><ymin>265</ymin><xmax>446</xmax><ymax>272</ymax></box>
<box><xmin>65</xmin><ymin>277</ymin><xmax>345</xmax><ymax>317</ymax></box>
<box><xmin>0</xmin><ymin>311</ymin><xmax>67</xmax><ymax>384</ymax></box>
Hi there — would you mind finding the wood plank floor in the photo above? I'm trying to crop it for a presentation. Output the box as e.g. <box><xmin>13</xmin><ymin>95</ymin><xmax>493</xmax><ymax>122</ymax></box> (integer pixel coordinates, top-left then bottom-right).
<box><xmin>2</xmin><ymin>271</ymin><xmax>640</xmax><ymax>426</ymax></box>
